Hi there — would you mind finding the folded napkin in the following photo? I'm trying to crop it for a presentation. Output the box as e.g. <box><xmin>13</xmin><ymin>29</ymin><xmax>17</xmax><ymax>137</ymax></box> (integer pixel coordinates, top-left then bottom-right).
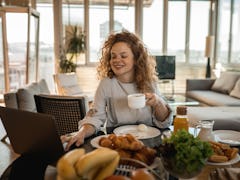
<box><xmin>209</xmin><ymin>168</ymin><xmax>240</xmax><ymax>180</ymax></box>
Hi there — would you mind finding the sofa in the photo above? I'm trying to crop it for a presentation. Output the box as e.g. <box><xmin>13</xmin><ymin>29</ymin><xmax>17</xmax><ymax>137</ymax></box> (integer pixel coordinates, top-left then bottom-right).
<box><xmin>3</xmin><ymin>79</ymin><xmax>51</xmax><ymax>112</ymax></box>
<box><xmin>186</xmin><ymin>71</ymin><xmax>240</xmax><ymax>106</ymax></box>
<box><xmin>185</xmin><ymin>71</ymin><xmax>240</xmax><ymax>131</ymax></box>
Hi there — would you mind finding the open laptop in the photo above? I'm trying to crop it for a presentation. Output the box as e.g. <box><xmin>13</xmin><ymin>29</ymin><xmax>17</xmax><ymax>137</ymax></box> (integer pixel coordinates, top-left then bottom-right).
<box><xmin>0</xmin><ymin>106</ymin><xmax>65</xmax><ymax>164</ymax></box>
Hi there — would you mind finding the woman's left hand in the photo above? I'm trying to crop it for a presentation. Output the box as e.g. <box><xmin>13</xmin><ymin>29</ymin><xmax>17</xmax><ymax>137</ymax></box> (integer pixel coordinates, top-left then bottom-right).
<box><xmin>145</xmin><ymin>93</ymin><xmax>160</xmax><ymax>107</ymax></box>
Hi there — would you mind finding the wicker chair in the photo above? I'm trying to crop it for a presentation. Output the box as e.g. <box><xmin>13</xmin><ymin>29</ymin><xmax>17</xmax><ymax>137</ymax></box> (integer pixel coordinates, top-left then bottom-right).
<box><xmin>34</xmin><ymin>94</ymin><xmax>88</xmax><ymax>136</ymax></box>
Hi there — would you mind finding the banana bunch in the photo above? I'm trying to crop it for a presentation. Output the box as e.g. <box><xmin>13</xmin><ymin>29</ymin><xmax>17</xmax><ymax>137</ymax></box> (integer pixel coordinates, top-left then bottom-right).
<box><xmin>57</xmin><ymin>147</ymin><xmax>120</xmax><ymax>180</ymax></box>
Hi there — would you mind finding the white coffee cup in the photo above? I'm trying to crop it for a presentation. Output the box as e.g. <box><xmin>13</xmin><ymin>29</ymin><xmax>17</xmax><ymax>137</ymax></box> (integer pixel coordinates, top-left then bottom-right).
<box><xmin>127</xmin><ymin>93</ymin><xmax>146</xmax><ymax>109</ymax></box>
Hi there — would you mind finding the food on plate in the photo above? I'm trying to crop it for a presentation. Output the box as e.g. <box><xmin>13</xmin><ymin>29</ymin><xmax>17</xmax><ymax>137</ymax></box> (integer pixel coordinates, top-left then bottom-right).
<box><xmin>98</xmin><ymin>134</ymin><xmax>157</xmax><ymax>165</ymax></box>
<box><xmin>138</xmin><ymin>124</ymin><xmax>148</xmax><ymax>132</ymax></box>
<box><xmin>99</xmin><ymin>134</ymin><xmax>144</xmax><ymax>151</ymax></box>
<box><xmin>133</xmin><ymin>146</ymin><xmax>157</xmax><ymax>166</ymax></box>
<box><xmin>105</xmin><ymin>175</ymin><xmax>131</xmax><ymax>180</ymax></box>
<box><xmin>56</xmin><ymin>148</ymin><xmax>85</xmax><ymax>180</ymax></box>
<box><xmin>75</xmin><ymin>147</ymin><xmax>120</xmax><ymax>180</ymax></box>
<box><xmin>208</xmin><ymin>141</ymin><xmax>239</xmax><ymax>163</ymax></box>
<box><xmin>130</xmin><ymin>169</ymin><xmax>155</xmax><ymax>180</ymax></box>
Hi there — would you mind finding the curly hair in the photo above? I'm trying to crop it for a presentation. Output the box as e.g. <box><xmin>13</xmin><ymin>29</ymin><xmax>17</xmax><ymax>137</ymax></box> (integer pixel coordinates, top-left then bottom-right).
<box><xmin>97</xmin><ymin>30</ymin><xmax>158</xmax><ymax>93</ymax></box>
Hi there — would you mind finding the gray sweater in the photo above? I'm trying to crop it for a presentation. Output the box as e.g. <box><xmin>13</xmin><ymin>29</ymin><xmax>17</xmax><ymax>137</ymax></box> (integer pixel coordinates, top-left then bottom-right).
<box><xmin>79</xmin><ymin>77</ymin><xmax>173</xmax><ymax>131</ymax></box>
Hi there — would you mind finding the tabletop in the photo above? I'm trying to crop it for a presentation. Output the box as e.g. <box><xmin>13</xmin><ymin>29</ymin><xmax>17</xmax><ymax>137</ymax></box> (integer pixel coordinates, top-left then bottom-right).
<box><xmin>2</xmin><ymin>126</ymin><xmax>240</xmax><ymax>180</ymax></box>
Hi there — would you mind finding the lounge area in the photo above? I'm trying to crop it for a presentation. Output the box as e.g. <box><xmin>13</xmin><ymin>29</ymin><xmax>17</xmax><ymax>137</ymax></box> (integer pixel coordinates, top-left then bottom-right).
<box><xmin>0</xmin><ymin>0</ymin><xmax>240</xmax><ymax>180</ymax></box>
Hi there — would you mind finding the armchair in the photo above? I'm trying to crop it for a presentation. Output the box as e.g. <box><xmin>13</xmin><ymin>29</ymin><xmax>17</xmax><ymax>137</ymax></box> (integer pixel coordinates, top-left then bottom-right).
<box><xmin>53</xmin><ymin>73</ymin><xmax>94</xmax><ymax>103</ymax></box>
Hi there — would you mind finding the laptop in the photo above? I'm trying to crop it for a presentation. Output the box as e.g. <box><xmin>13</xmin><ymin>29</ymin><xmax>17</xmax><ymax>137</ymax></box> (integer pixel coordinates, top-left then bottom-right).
<box><xmin>0</xmin><ymin>106</ymin><xmax>65</xmax><ymax>164</ymax></box>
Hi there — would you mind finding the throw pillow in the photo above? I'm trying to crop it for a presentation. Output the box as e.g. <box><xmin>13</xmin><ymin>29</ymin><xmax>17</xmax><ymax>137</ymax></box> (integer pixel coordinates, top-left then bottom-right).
<box><xmin>211</xmin><ymin>71</ymin><xmax>240</xmax><ymax>94</ymax></box>
<box><xmin>17</xmin><ymin>83</ymin><xmax>41</xmax><ymax>112</ymax></box>
<box><xmin>230</xmin><ymin>78</ymin><xmax>240</xmax><ymax>99</ymax></box>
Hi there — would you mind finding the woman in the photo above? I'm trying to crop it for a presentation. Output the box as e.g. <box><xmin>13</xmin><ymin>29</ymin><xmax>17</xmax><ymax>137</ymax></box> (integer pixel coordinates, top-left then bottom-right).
<box><xmin>63</xmin><ymin>30</ymin><xmax>173</xmax><ymax>150</ymax></box>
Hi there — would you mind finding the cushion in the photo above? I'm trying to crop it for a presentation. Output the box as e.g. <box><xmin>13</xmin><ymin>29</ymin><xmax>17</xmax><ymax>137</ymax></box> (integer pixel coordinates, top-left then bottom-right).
<box><xmin>17</xmin><ymin>82</ymin><xmax>41</xmax><ymax>112</ymax></box>
<box><xmin>4</xmin><ymin>93</ymin><xmax>18</xmax><ymax>109</ymax></box>
<box><xmin>229</xmin><ymin>78</ymin><xmax>240</xmax><ymax>99</ymax></box>
<box><xmin>211</xmin><ymin>71</ymin><xmax>240</xmax><ymax>94</ymax></box>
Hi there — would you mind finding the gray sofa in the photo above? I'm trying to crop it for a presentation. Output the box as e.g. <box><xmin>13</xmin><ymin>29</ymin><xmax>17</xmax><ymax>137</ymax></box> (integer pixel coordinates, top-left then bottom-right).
<box><xmin>3</xmin><ymin>79</ymin><xmax>51</xmax><ymax>112</ymax></box>
<box><xmin>185</xmin><ymin>71</ymin><xmax>240</xmax><ymax>131</ymax></box>
<box><xmin>186</xmin><ymin>71</ymin><xmax>240</xmax><ymax>106</ymax></box>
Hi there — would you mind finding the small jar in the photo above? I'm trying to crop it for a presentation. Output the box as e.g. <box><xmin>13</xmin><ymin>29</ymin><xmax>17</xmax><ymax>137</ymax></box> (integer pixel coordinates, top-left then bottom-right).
<box><xmin>173</xmin><ymin>106</ymin><xmax>189</xmax><ymax>133</ymax></box>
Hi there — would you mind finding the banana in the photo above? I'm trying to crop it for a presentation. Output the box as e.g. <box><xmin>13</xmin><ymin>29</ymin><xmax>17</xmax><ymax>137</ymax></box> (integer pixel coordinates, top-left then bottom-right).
<box><xmin>95</xmin><ymin>154</ymin><xmax>120</xmax><ymax>180</ymax></box>
<box><xmin>75</xmin><ymin>147</ymin><xmax>119</xmax><ymax>177</ymax></box>
<box><xmin>57</xmin><ymin>148</ymin><xmax>85</xmax><ymax>180</ymax></box>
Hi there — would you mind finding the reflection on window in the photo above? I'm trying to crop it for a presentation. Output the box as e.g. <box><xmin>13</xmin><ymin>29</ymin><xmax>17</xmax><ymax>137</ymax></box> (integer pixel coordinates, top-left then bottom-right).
<box><xmin>114</xmin><ymin>2</ymin><xmax>134</xmax><ymax>33</ymax></box>
<box><xmin>28</xmin><ymin>15</ymin><xmax>39</xmax><ymax>83</ymax></box>
<box><xmin>89</xmin><ymin>2</ymin><xmax>109</xmax><ymax>62</ymax></box>
<box><xmin>189</xmin><ymin>1</ymin><xmax>210</xmax><ymax>64</ymax></box>
<box><xmin>37</xmin><ymin>4</ymin><xmax>55</xmax><ymax>91</ymax></box>
<box><xmin>231</xmin><ymin>0</ymin><xmax>240</xmax><ymax>63</ymax></box>
<box><xmin>143</xmin><ymin>0</ymin><xmax>163</xmax><ymax>55</ymax></box>
<box><xmin>6</xmin><ymin>13</ymin><xmax>27</xmax><ymax>91</ymax></box>
<box><xmin>217</xmin><ymin>0</ymin><xmax>231</xmax><ymax>64</ymax></box>
<box><xmin>168</xmin><ymin>1</ymin><xmax>186</xmax><ymax>62</ymax></box>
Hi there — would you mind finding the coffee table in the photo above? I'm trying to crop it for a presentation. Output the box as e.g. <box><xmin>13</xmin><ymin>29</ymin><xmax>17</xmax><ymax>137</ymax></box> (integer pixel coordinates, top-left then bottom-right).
<box><xmin>164</xmin><ymin>94</ymin><xmax>200</xmax><ymax>114</ymax></box>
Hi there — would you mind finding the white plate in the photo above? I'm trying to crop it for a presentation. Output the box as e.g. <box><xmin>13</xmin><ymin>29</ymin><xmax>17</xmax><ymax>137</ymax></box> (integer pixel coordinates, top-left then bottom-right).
<box><xmin>90</xmin><ymin>135</ymin><xmax>109</xmax><ymax>148</ymax></box>
<box><xmin>213</xmin><ymin>130</ymin><xmax>240</xmax><ymax>146</ymax></box>
<box><xmin>206</xmin><ymin>154</ymin><xmax>240</xmax><ymax>166</ymax></box>
<box><xmin>113</xmin><ymin>125</ymin><xmax>161</xmax><ymax>139</ymax></box>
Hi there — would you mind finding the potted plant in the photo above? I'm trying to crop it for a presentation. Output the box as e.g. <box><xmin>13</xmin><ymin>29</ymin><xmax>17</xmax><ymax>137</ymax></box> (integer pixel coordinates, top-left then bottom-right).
<box><xmin>59</xmin><ymin>25</ymin><xmax>86</xmax><ymax>73</ymax></box>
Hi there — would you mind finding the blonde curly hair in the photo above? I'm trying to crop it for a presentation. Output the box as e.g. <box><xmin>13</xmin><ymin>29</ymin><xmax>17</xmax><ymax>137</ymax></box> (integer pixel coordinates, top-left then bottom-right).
<box><xmin>97</xmin><ymin>30</ymin><xmax>158</xmax><ymax>93</ymax></box>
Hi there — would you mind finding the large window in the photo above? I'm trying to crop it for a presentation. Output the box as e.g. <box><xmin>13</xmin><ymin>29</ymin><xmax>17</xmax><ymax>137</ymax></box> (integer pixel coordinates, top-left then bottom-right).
<box><xmin>143</xmin><ymin>0</ymin><xmax>163</xmax><ymax>55</ymax></box>
<box><xmin>216</xmin><ymin>0</ymin><xmax>231</xmax><ymax>65</ymax></box>
<box><xmin>231</xmin><ymin>0</ymin><xmax>240</xmax><ymax>63</ymax></box>
<box><xmin>168</xmin><ymin>0</ymin><xmax>186</xmax><ymax>62</ymax></box>
<box><xmin>37</xmin><ymin>3</ymin><xmax>55</xmax><ymax>91</ymax></box>
<box><xmin>89</xmin><ymin>1</ymin><xmax>109</xmax><ymax>62</ymax></box>
<box><xmin>189</xmin><ymin>1</ymin><xmax>211</xmax><ymax>63</ymax></box>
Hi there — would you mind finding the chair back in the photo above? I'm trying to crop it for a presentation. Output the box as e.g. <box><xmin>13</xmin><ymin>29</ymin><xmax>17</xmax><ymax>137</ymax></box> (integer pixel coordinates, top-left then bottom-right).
<box><xmin>34</xmin><ymin>94</ymin><xmax>87</xmax><ymax>136</ymax></box>
<box><xmin>53</xmin><ymin>73</ymin><xmax>83</xmax><ymax>96</ymax></box>
<box><xmin>155</xmin><ymin>56</ymin><xmax>176</xmax><ymax>80</ymax></box>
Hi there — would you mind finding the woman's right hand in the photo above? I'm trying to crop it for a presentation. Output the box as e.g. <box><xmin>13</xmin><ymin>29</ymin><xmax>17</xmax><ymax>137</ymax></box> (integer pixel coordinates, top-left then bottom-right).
<box><xmin>61</xmin><ymin>124</ymin><xmax>96</xmax><ymax>151</ymax></box>
<box><xmin>61</xmin><ymin>131</ymin><xmax>85</xmax><ymax>151</ymax></box>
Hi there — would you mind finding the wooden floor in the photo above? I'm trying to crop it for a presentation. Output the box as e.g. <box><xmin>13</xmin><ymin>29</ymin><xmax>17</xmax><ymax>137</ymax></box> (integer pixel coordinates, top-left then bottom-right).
<box><xmin>0</xmin><ymin>120</ymin><xmax>19</xmax><ymax>177</ymax></box>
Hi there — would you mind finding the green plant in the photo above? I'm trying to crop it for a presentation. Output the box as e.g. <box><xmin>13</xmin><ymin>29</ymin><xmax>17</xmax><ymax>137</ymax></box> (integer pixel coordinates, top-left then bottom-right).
<box><xmin>59</xmin><ymin>25</ymin><xmax>86</xmax><ymax>73</ymax></box>
<box><xmin>59</xmin><ymin>53</ymin><xmax>77</xmax><ymax>73</ymax></box>
<box><xmin>159</xmin><ymin>130</ymin><xmax>213</xmax><ymax>178</ymax></box>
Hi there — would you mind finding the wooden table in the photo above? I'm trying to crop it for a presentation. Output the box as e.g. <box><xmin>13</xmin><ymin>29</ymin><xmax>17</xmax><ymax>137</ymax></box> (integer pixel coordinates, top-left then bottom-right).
<box><xmin>3</xmin><ymin>127</ymin><xmax>239</xmax><ymax>180</ymax></box>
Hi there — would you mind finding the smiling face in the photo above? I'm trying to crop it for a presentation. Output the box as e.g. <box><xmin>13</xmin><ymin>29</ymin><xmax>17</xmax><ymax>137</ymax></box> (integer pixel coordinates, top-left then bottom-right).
<box><xmin>110</xmin><ymin>42</ymin><xmax>135</xmax><ymax>83</ymax></box>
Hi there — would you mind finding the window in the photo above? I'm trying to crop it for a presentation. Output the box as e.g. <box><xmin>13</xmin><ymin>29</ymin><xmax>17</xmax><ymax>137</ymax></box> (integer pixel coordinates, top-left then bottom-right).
<box><xmin>89</xmin><ymin>1</ymin><xmax>109</xmax><ymax>62</ymax></box>
<box><xmin>189</xmin><ymin>1</ymin><xmax>210</xmax><ymax>63</ymax></box>
<box><xmin>114</xmin><ymin>2</ymin><xmax>134</xmax><ymax>33</ymax></box>
<box><xmin>231</xmin><ymin>0</ymin><xmax>240</xmax><ymax>63</ymax></box>
<box><xmin>143</xmin><ymin>0</ymin><xmax>163</xmax><ymax>55</ymax></box>
<box><xmin>216</xmin><ymin>0</ymin><xmax>231</xmax><ymax>64</ymax></box>
<box><xmin>37</xmin><ymin>3</ymin><xmax>55</xmax><ymax>91</ymax></box>
<box><xmin>168</xmin><ymin>1</ymin><xmax>186</xmax><ymax>62</ymax></box>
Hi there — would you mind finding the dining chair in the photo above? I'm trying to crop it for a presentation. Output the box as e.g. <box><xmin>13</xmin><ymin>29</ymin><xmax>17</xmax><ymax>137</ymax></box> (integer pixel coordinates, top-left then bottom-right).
<box><xmin>34</xmin><ymin>94</ymin><xmax>88</xmax><ymax>136</ymax></box>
